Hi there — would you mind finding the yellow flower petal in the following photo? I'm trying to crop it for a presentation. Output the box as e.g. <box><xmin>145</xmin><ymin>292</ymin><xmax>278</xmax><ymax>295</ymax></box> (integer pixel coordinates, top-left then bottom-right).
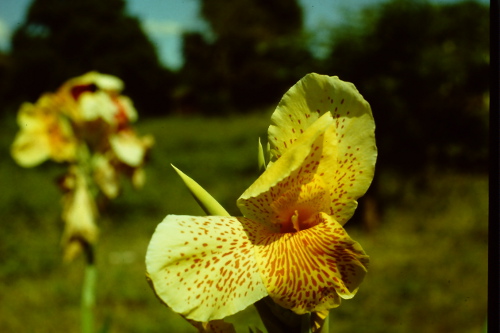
<box><xmin>57</xmin><ymin>71</ymin><xmax>139</xmax><ymax>128</ymax></box>
<box><xmin>237</xmin><ymin>112</ymin><xmax>334</xmax><ymax>229</ymax></box>
<box><xmin>109</xmin><ymin>131</ymin><xmax>147</xmax><ymax>167</ymax></box>
<box><xmin>64</xmin><ymin>71</ymin><xmax>124</xmax><ymax>93</ymax></box>
<box><xmin>92</xmin><ymin>153</ymin><xmax>120</xmax><ymax>199</ymax></box>
<box><xmin>253</xmin><ymin>212</ymin><xmax>368</xmax><ymax>314</ymax></box>
<box><xmin>61</xmin><ymin>167</ymin><xmax>99</xmax><ymax>262</ymax></box>
<box><xmin>268</xmin><ymin>73</ymin><xmax>375</xmax><ymax>162</ymax></box>
<box><xmin>11</xmin><ymin>98</ymin><xmax>77</xmax><ymax>167</ymax></box>
<box><xmin>242</xmin><ymin>74</ymin><xmax>377</xmax><ymax>226</ymax></box>
<box><xmin>116</xmin><ymin>95</ymin><xmax>138</xmax><ymax>123</ymax></box>
<box><xmin>319</xmin><ymin>114</ymin><xmax>376</xmax><ymax>225</ymax></box>
<box><xmin>11</xmin><ymin>127</ymin><xmax>51</xmax><ymax>167</ymax></box>
<box><xmin>79</xmin><ymin>90</ymin><xmax>120</xmax><ymax>123</ymax></box>
<box><xmin>146</xmin><ymin>215</ymin><xmax>268</xmax><ymax>322</ymax></box>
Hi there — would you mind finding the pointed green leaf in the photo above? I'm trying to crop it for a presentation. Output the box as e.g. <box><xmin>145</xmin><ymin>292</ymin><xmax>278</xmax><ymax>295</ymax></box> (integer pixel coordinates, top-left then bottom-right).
<box><xmin>171</xmin><ymin>164</ymin><xmax>230</xmax><ymax>216</ymax></box>
<box><xmin>258</xmin><ymin>137</ymin><xmax>267</xmax><ymax>171</ymax></box>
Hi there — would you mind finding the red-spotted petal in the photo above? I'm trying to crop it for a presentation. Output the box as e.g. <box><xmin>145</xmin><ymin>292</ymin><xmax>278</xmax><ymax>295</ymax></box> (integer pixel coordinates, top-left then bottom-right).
<box><xmin>253</xmin><ymin>212</ymin><xmax>369</xmax><ymax>314</ymax></box>
<box><xmin>319</xmin><ymin>121</ymin><xmax>376</xmax><ymax>225</ymax></box>
<box><xmin>146</xmin><ymin>215</ymin><xmax>268</xmax><ymax>322</ymax></box>
<box><xmin>241</xmin><ymin>90</ymin><xmax>376</xmax><ymax>226</ymax></box>
<box><xmin>267</xmin><ymin>74</ymin><xmax>376</xmax><ymax>225</ymax></box>
<box><xmin>268</xmin><ymin>73</ymin><xmax>375</xmax><ymax>161</ymax></box>
<box><xmin>237</xmin><ymin>113</ymin><xmax>334</xmax><ymax>229</ymax></box>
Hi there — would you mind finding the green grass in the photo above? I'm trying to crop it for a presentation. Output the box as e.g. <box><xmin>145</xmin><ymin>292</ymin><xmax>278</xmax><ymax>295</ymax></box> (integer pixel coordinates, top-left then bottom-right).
<box><xmin>0</xmin><ymin>112</ymin><xmax>487</xmax><ymax>332</ymax></box>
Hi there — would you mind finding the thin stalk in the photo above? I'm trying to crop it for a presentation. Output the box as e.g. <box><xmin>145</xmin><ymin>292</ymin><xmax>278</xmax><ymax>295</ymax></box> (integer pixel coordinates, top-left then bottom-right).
<box><xmin>81</xmin><ymin>242</ymin><xmax>96</xmax><ymax>333</ymax></box>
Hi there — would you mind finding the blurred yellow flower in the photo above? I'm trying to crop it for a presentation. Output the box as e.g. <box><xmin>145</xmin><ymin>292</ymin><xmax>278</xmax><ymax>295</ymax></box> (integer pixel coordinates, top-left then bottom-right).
<box><xmin>56</xmin><ymin>71</ymin><xmax>154</xmax><ymax>198</ymax></box>
<box><xmin>58</xmin><ymin>71</ymin><xmax>137</xmax><ymax>128</ymax></box>
<box><xmin>60</xmin><ymin>166</ymin><xmax>99</xmax><ymax>262</ymax></box>
<box><xmin>11</xmin><ymin>94</ymin><xmax>77</xmax><ymax>167</ymax></box>
<box><xmin>11</xmin><ymin>71</ymin><xmax>153</xmax><ymax>262</ymax></box>
<box><xmin>146</xmin><ymin>74</ymin><xmax>377</xmax><ymax>322</ymax></box>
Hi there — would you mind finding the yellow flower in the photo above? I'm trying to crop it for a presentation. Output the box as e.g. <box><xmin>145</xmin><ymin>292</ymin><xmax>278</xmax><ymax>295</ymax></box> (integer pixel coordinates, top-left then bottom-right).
<box><xmin>60</xmin><ymin>166</ymin><xmax>99</xmax><ymax>262</ymax></box>
<box><xmin>53</xmin><ymin>71</ymin><xmax>154</xmax><ymax>197</ymax></box>
<box><xmin>146</xmin><ymin>74</ymin><xmax>376</xmax><ymax>322</ymax></box>
<box><xmin>11</xmin><ymin>94</ymin><xmax>77</xmax><ymax>167</ymax></box>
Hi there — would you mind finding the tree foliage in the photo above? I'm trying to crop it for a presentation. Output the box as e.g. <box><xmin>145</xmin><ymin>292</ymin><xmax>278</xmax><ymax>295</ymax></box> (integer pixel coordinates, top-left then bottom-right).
<box><xmin>4</xmin><ymin>0</ymin><xmax>174</xmax><ymax>117</ymax></box>
<box><xmin>175</xmin><ymin>0</ymin><xmax>318</xmax><ymax>115</ymax></box>
<box><xmin>324</xmin><ymin>0</ymin><xmax>489</xmax><ymax>174</ymax></box>
<box><xmin>200</xmin><ymin>0</ymin><xmax>303</xmax><ymax>40</ymax></box>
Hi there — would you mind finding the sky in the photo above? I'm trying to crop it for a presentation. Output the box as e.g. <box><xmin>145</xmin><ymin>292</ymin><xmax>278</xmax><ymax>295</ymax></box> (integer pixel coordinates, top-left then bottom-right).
<box><xmin>0</xmin><ymin>0</ymin><xmax>488</xmax><ymax>70</ymax></box>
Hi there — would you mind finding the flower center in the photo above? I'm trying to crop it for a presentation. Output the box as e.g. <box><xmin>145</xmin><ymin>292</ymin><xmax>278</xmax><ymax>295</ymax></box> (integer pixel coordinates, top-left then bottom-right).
<box><xmin>283</xmin><ymin>207</ymin><xmax>318</xmax><ymax>233</ymax></box>
<box><xmin>271</xmin><ymin>175</ymin><xmax>330</xmax><ymax>233</ymax></box>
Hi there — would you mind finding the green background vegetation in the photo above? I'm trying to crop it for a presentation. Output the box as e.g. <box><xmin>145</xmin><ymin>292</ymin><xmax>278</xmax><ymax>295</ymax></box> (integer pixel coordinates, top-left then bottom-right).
<box><xmin>0</xmin><ymin>114</ymin><xmax>488</xmax><ymax>332</ymax></box>
<box><xmin>0</xmin><ymin>0</ymin><xmax>489</xmax><ymax>331</ymax></box>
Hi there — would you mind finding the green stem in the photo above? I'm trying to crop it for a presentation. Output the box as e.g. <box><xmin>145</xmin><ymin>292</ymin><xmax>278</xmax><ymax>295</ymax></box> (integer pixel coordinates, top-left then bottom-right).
<box><xmin>301</xmin><ymin>313</ymin><xmax>311</xmax><ymax>333</ymax></box>
<box><xmin>82</xmin><ymin>243</ymin><xmax>96</xmax><ymax>333</ymax></box>
<box><xmin>318</xmin><ymin>313</ymin><xmax>329</xmax><ymax>333</ymax></box>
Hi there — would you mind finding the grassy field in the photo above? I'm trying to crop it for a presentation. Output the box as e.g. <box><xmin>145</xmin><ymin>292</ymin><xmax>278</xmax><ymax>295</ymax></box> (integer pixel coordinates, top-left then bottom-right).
<box><xmin>0</xmin><ymin>112</ymin><xmax>488</xmax><ymax>332</ymax></box>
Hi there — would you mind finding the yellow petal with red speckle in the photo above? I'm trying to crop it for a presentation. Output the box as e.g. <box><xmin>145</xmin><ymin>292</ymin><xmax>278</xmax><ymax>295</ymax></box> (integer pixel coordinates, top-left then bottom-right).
<box><xmin>268</xmin><ymin>73</ymin><xmax>375</xmax><ymax>162</ymax></box>
<box><xmin>319</xmin><ymin>114</ymin><xmax>377</xmax><ymax>226</ymax></box>
<box><xmin>146</xmin><ymin>215</ymin><xmax>268</xmax><ymax>322</ymax></box>
<box><xmin>237</xmin><ymin>112</ymin><xmax>334</xmax><ymax>229</ymax></box>
<box><xmin>267</xmin><ymin>74</ymin><xmax>376</xmax><ymax>225</ymax></box>
<box><xmin>253</xmin><ymin>212</ymin><xmax>368</xmax><ymax>314</ymax></box>
<box><xmin>241</xmin><ymin>74</ymin><xmax>377</xmax><ymax>226</ymax></box>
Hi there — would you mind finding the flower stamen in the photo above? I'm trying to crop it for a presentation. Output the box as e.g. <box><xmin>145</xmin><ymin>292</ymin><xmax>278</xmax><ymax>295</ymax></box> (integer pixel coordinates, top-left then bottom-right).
<box><xmin>291</xmin><ymin>210</ymin><xmax>300</xmax><ymax>232</ymax></box>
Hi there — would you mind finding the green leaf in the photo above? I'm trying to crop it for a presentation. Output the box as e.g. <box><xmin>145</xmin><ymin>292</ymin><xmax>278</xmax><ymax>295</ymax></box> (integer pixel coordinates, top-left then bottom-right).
<box><xmin>258</xmin><ymin>137</ymin><xmax>267</xmax><ymax>171</ymax></box>
<box><xmin>171</xmin><ymin>164</ymin><xmax>230</xmax><ymax>216</ymax></box>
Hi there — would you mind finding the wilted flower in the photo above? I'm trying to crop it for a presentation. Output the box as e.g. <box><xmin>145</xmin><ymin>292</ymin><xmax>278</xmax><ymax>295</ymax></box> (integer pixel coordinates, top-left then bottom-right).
<box><xmin>146</xmin><ymin>74</ymin><xmax>376</xmax><ymax>322</ymax></box>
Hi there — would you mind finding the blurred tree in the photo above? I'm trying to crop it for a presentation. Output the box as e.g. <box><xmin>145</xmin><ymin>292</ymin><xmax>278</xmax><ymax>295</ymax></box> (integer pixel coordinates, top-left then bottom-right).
<box><xmin>324</xmin><ymin>0</ymin><xmax>489</xmax><ymax>174</ymax></box>
<box><xmin>3</xmin><ymin>0</ymin><xmax>174</xmax><ymax>117</ymax></box>
<box><xmin>200</xmin><ymin>0</ymin><xmax>302</xmax><ymax>39</ymax></box>
<box><xmin>0</xmin><ymin>50</ymin><xmax>13</xmax><ymax>116</ymax></box>
<box><xmin>176</xmin><ymin>0</ymin><xmax>318</xmax><ymax>114</ymax></box>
